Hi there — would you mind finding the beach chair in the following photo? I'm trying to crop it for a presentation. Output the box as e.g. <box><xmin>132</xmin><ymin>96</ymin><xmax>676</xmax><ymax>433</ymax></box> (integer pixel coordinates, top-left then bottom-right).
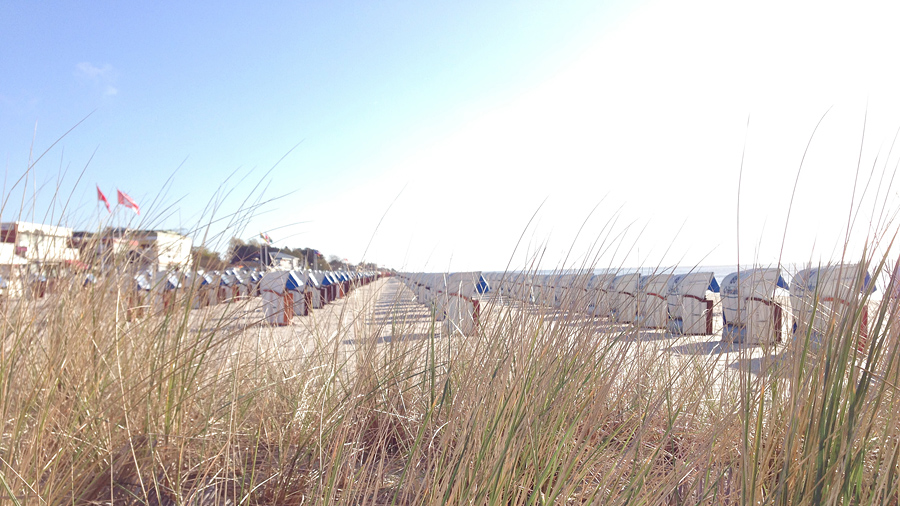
<box><xmin>559</xmin><ymin>272</ymin><xmax>593</xmax><ymax>312</ymax></box>
<box><xmin>286</xmin><ymin>270</ymin><xmax>307</xmax><ymax>316</ymax></box>
<box><xmin>150</xmin><ymin>271</ymin><xmax>182</xmax><ymax>314</ymax></box>
<box><xmin>516</xmin><ymin>272</ymin><xmax>536</xmax><ymax>304</ymax></box>
<box><xmin>183</xmin><ymin>271</ymin><xmax>211</xmax><ymax>308</ymax></box>
<box><xmin>217</xmin><ymin>272</ymin><xmax>238</xmax><ymax>303</ymax></box>
<box><xmin>126</xmin><ymin>272</ymin><xmax>153</xmax><ymax>320</ymax></box>
<box><xmin>637</xmin><ymin>273</ymin><xmax>674</xmax><ymax>329</ymax></box>
<box><xmin>721</xmin><ymin>268</ymin><xmax>789</xmax><ymax>344</ymax></box>
<box><xmin>443</xmin><ymin>271</ymin><xmax>483</xmax><ymax>336</ymax></box>
<box><xmin>429</xmin><ymin>273</ymin><xmax>449</xmax><ymax>321</ymax></box>
<box><xmin>230</xmin><ymin>269</ymin><xmax>250</xmax><ymax>300</ymax></box>
<box><xmin>530</xmin><ymin>274</ymin><xmax>549</xmax><ymax>306</ymax></box>
<box><xmin>667</xmin><ymin>272</ymin><xmax>719</xmax><ymax>335</ymax></box>
<box><xmin>586</xmin><ymin>274</ymin><xmax>615</xmax><ymax>317</ymax></box>
<box><xmin>309</xmin><ymin>271</ymin><xmax>330</xmax><ymax>305</ymax></box>
<box><xmin>301</xmin><ymin>270</ymin><xmax>322</xmax><ymax>309</ymax></box>
<box><xmin>550</xmin><ymin>273</ymin><xmax>580</xmax><ymax>310</ymax></box>
<box><xmin>790</xmin><ymin>263</ymin><xmax>872</xmax><ymax>349</ymax></box>
<box><xmin>417</xmin><ymin>273</ymin><xmax>431</xmax><ymax>304</ymax></box>
<box><xmin>260</xmin><ymin>271</ymin><xmax>294</xmax><ymax>325</ymax></box>
<box><xmin>482</xmin><ymin>273</ymin><xmax>504</xmax><ymax>301</ymax></box>
<box><xmin>609</xmin><ymin>273</ymin><xmax>641</xmax><ymax>323</ymax></box>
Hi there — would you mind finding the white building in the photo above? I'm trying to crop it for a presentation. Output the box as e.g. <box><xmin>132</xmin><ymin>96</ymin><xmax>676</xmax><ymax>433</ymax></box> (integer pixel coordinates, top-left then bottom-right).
<box><xmin>97</xmin><ymin>229</ymin><xmax>193</xmax><ymax>272</ymax></box>
<box><xmin>269</xmin><ymin>251</ymin><xmax>301</xmax><ymax>271</ymax></box>
<box><xmin>129</xmin><ymin>230</ymin><xmax>192</xmax><ymax>272</ymax></box>
<box><xmin>0</xmin><ymin>221</ymin><xmax>80</xmax><ymax>267</ymax></box>
<box><xmin>0</xmin><ymin>242</ymin><xmax>27</xmax><ymax>297</ymax></box>
<box><xmin>0</xmin><ymin>221</ymin><xmax>81</xmax><ymax>297</ymax></box>
<box><xmin>146</xmin><ymin>231</ymin><xmax>192</xmax><ymax>271</ymax></box>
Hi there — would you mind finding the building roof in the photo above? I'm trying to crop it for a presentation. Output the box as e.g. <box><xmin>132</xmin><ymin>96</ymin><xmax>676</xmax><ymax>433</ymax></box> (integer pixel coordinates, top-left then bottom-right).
<box><xmin>0</xmin><ymin>221</ymin><xmax>73</xmax><ymax>236</ymax></box>
<box><xmin>102</xmin><ymin>227</ymin><xmax>188</xmax><ymax>237</ymax></box>
<box><xmin>269</xmin><ymin>252</ymin><xmax>299</xmax><ymax>261</ymax></box>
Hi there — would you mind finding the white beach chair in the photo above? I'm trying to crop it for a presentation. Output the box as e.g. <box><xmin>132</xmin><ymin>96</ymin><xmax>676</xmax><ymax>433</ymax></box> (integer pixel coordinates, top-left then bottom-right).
<box><xmin>443</xmin><ymin>272</ymin><xmax>482</xmax><ymax>336</ymax></box>
<box><xmin>260</xmin><ymin>271</ymin><xmax>294</xmax><ymax>326</ymax></box>
<box><xmin>721</xmin><ymin>268</ymin><xmax>789</xmax><ymax>344</ymax></box>
<box><xmin>637</xmin><ymin>273</ymin><xmax>674</xmax><ymax>329</ymax></box>
<box><xmin>790</xmin><ymin>263</ymin><xmax>871</xmax><ymax>349</ymax></box>
<box><xmin>667</xmin><ymin>272</ymin><xmax>719</xmax><ymax>335</ymax></box>
<box><xmin>287</xmin><ymin>270</ymin><xmax>308</xmax><ymax>316</ymax></box>
<box><xmin>586</xmin><ymin>274</ymin><xmax>615</xmax><ymax>317</ymax></box>
<box><xmin>609</xmin><ymin>273</ymin><xmax>641</xmax><ymax>323</ymax></box>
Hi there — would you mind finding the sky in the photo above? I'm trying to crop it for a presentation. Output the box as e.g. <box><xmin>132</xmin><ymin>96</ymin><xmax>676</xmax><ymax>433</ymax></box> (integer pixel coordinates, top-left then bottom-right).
<box><xmin>3</xmin><ymin>0</ymin><xmax>900</xmax><ymax>273</ymax></box>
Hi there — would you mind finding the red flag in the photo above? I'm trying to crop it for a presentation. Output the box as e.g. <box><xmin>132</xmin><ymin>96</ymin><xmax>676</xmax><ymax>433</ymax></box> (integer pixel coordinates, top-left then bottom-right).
<box><xmin>117</xmin><ymin>189</ymin><xmax>140</xmax><ymax>215</ymax></box>
<box><xmin>96</xmin><ymin>185</ymin><xmax>110</xmax><ymax>212</ymax></box>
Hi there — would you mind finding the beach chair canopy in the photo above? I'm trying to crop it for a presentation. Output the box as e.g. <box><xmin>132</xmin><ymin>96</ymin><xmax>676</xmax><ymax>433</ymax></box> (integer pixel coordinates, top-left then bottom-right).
<box><xmin>551</xmin><ymin>273</ymin><xmax>579</xmax><ymax>290</ymax></box>
<box><xmin>446</xmin><ymin>272</ymin><xmax>483</xmax><ymax>297</ymax></box>
<box><xmin>476</xmin><ymin>275</ymin><xmax>490</xmax><ymax>294</ymax></box>
<box><xmin>230</xmin><ymin>269</ymin><xmax>248</xmax><ymax>285</ymax></box>
<box><xmin>286</xmin><ymin>271</ymin><xmax>305</xmax><ymax>291</ymax></box>
<box><xmin>153</xmin><ymin>272</ymin><xmax>182</xmax><ymax>291</ymax></box>
<box><xmin>721</xmin><ymin>268</ymin><xmax>787</xmax><ymax>299</ymax></box>
<box><xmin>587</xmin><ymin>274</ymin><xmax>614</xmax><ymax>290</ymax></box>
<box><xmin>134</xmin><ymin>273</ymin><xmax>152</xmax><ymax>291</ymax></box>
<box><xmin>670</xmin><ymin>272</ymin><xmax>720</xmax><ymax>297</ymax></box>
<box><xmin>304</xmin><ymin>271</ymin><xmax>321</xmax><ymax>289</ymax></box>
<box><xmin>260</xmin><ymin>271</ymin><xmax>295</xmax><ymax>294</ymax></box>
<box><xmin>610</xmin><ymin>273</ymin><xmax>640</xmax><ymax>291</ymax></box>
<box><xmin>219</xmin><ymin>272</ymin><xmax>236</xmax><ymax>287</ymax></box>
<box><xmin>640</xmin><ymin>273</ymin><xmax>673</xmax><ymax>294</ymax></box>
<box><xmin>796</xmin><ymin>264</ymin><xmax>875</xmax><ymax>295</ymax></box>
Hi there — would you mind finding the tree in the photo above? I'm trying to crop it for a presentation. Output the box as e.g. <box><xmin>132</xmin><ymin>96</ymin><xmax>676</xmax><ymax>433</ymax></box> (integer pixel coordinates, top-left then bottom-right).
<box><xmin>192</xmin><ymin>246</ymin><xmax>227</xmax><ymax>271</ymax></box>
<box><xmin>228</xmin><ymin>238</ymin><xmax>263</xmax><ymax>265</ymax></box>
<box><xmin>327</xmin><ymin>255</ymin><xmax>342</xmax><ymax>271</ymax></box>
<box><xmin>224</xmin><ymin>237</ymin><xmax>342</xmax><ymax>270</ymax></box>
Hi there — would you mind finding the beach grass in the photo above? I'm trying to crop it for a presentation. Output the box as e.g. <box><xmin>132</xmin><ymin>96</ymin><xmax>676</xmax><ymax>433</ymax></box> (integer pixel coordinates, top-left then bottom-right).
<box><xmin>2</xmin><ymin>149</ymin><xmax>900</xmax><ymax>505</ymax></box>
<box><xmin>0</xmin><ymin>236</ymin><xmax>898</xmax><ymax>505</ymax></box>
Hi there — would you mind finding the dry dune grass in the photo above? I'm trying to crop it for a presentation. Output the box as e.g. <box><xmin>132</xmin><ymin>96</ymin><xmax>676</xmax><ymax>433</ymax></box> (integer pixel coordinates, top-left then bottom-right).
<box><xmin>0</xmin><ymin>241</ymin><xmax>898</xmax><ymax>505</ymax></box>
<box><xmin>3</xmin><ymin>129</ymin><xmax>900</xmax><ymax>504</ymax></box>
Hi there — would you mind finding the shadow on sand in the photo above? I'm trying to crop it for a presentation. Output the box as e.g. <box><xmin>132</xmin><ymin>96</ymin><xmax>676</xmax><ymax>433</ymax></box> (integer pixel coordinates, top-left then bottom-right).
<box><xmin>729</xmin><ymin>352</ymin><xmax>793</xmax><ymax>377</ymax></box>
<box><xmin>614</xmin><ymin>330</ymin><xmax>681</xmax><ymax>342</ymax></box>
<box><xmin>342</xmin><ymin>332</ymin><xmax>435</xmax><ymax>346</ymax></box>
<box><xmin>667</xmin><ymin>340</ymin><xmax>759</xmax><ymax>356</ymax></box>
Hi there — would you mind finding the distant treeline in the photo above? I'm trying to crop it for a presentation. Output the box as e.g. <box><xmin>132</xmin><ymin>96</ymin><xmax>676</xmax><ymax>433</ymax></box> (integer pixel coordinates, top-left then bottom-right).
<box><xmin>190</xmin><ymin>238</ymin><xmax>382</xmax><ymax>272</ymax></box>
<box><xmin>227</xmin><ymin>238</ymin><xmax>325</xmax><ymax>269</ymax></box>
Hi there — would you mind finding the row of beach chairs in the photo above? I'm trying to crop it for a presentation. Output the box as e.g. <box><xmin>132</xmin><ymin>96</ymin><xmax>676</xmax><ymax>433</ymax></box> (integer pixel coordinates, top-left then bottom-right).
<box><xmin>258</xmin><ymin>269</ymin><xmax>379</xmax><ymax>325</ymax></box>
<box><xmin>399</xmin><ymin>263</ymin><xmax>875</xmax><ymax>345</ymax></box>
<box><xmin>123</xmin><ymin>267</ymin><xmax>381</xmax><ymax>324</ymax></box>
<box><xmin>397</xmin><ymin>272</ymin><xmax>487</xmax><ymax>336</ymax></box>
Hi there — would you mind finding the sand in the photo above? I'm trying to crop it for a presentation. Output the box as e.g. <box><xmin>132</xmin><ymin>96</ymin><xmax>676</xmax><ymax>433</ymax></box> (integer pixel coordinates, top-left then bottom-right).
<box><xmin>191</xmin><ymin>277</ymin><xmax>789</xmax><ymax>390</ymax></box>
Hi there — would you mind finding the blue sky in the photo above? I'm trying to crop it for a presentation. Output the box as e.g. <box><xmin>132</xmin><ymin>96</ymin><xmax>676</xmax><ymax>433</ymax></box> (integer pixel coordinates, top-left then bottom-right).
<box><xmin>3</xmin><ymin>1</ymin><xmax>900</xmax><ymax>272</ymax></box>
